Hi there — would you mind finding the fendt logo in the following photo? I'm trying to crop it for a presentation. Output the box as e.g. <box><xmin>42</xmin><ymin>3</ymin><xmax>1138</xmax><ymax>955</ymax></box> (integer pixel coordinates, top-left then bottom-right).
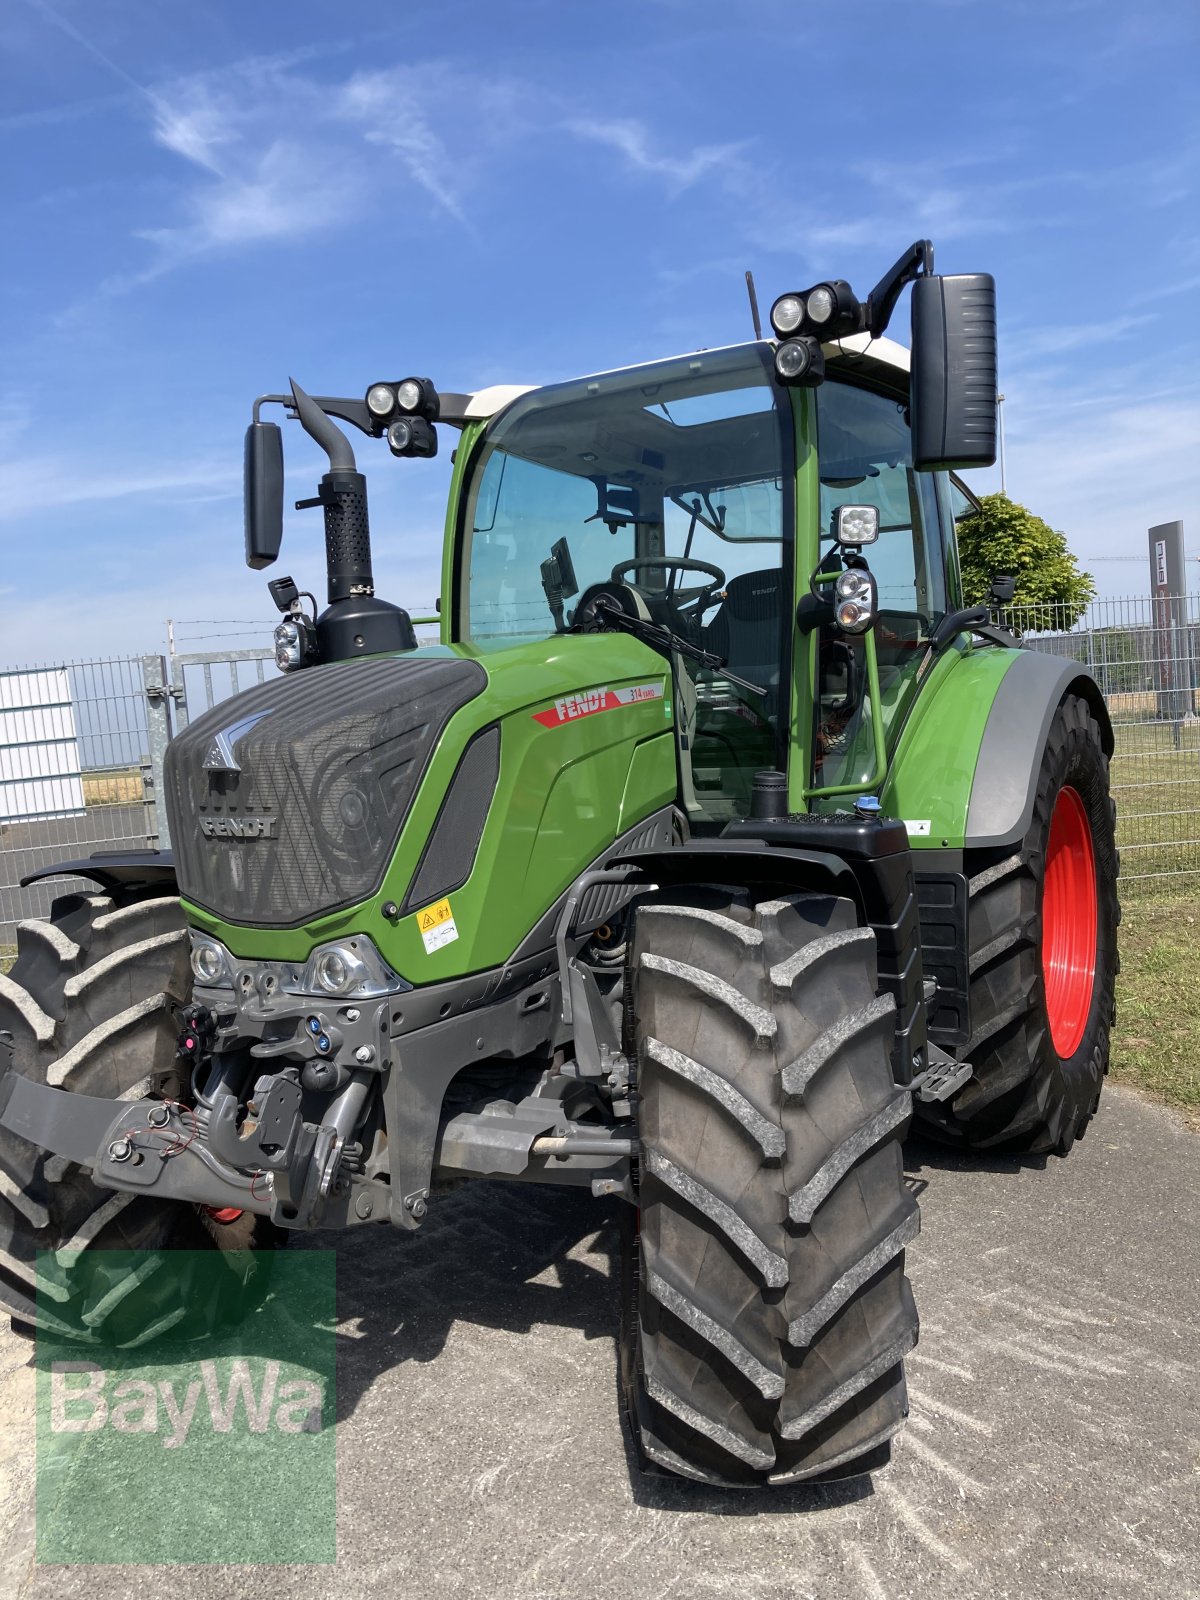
<box><xmin>199</xmin><ymin>814</ymin><xmax>278</xmax><ymax>840</ymax></box>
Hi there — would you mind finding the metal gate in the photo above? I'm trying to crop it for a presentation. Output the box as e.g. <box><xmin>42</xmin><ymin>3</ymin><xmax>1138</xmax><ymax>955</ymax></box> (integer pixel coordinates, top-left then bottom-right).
<box><xmin>143</xmin><ymin>649</ymin><xmax>276</xmax><ymax>851</ymax></box>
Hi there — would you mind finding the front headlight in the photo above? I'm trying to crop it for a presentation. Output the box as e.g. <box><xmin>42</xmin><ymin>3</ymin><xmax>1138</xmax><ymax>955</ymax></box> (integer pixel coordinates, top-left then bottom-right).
<box><xmin>189</xmin><ymin>933</ymin><xmax>232</xmax><ymax>988</ymax></box>
<box><xmin>290</xmin><ymin>936</ymin><xmax>408</xmax><ymax>998</ymax></box>
<box><xmin>312</xmin><ymin>948</ymin><xmax>356</xmax><ymax>995</ymax></box>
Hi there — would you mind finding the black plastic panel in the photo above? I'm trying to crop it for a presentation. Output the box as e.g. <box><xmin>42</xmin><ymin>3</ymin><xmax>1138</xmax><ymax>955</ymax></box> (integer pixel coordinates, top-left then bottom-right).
<box><xmin>402</xmin><ymin>725</ymin><xmax>500</xmax><ymax>913</ymax></box>
<box><xmin>915</xmin><ymin>869</ymin><xmax>970</xmax><ymax>1045</ymax></box>
<box><xmin>165</xmin><ymin>656</ymin><xmax>486</xmax><ymax>927</ymax></box>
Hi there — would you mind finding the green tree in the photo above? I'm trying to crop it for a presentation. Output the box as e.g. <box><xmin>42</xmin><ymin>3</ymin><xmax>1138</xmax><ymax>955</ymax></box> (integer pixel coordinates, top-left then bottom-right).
<box><xmin>955</xmin><ymin>492</ymin><xmax>1095</xmax><ymax>631</ymax></box>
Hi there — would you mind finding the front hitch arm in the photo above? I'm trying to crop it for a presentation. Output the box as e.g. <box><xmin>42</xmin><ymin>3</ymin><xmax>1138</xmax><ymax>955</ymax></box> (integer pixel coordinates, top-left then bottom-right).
<box><xmin>0</xmin><ymin>1070</ymin><xmax>266</xmax><ymax>1216</ymax></box>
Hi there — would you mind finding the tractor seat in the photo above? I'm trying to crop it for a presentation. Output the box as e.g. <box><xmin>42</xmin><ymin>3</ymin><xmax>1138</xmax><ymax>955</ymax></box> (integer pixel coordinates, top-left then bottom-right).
<box><xmin>703</xmin><ymin>569</ymin><xmax>784</xmax><ymax>706</ymax></box>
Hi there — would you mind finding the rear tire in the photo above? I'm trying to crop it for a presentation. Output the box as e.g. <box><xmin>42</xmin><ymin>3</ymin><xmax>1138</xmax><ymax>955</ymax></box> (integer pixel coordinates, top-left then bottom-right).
<box><xmin>914</xmin><ymin>693</ymin><xmax>1120</xmax><ymax>1154</ymax></box>
<box><xmin>0</xmin><ymin>892</ymin><xmax>280</xmax><ymax>1345</ymax></box>
<box><xmin>620</xmin><ymin>886</ymin><xmax>919</xmax><ymax>1486</ymax></box>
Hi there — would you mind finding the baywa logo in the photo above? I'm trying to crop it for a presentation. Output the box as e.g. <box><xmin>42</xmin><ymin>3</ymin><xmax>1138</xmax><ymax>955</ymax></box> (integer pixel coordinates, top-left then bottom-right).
<box><xmin>49</xmin><ymin>1357</ymin><xmax>323</xmax><ymax>1447</ymax></box>
<box><xmin>35</xmin><ymin>1250</ymin><xmax>336</xmax><ymax>1565</ymax></box>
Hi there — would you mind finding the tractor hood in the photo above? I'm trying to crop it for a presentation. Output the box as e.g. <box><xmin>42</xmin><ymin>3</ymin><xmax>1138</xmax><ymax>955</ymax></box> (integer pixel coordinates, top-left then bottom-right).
<box><xmin>163</xmin><ymin>656</ymin><xmax>486</xmax><ymax>927</ymax></box>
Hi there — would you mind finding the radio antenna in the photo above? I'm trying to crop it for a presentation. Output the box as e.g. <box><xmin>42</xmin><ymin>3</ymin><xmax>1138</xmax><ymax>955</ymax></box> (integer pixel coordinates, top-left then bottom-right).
<box><xmin>745</xmin><ymin>270</ymin><xmax>763</xmax><ymax>340</ymax></box>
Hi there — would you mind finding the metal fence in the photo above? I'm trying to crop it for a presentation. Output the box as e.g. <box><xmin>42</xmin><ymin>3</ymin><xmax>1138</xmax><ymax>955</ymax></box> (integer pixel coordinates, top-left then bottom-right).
<box><xmin>1000</xmin><ymin>594</ymin><xmax>1200</xmax><ymax>882</ymax></box>
<box><xmin>1</xmin><ymin>595</ymin><xmax>1196</xmax><ymax>946</ymax></box>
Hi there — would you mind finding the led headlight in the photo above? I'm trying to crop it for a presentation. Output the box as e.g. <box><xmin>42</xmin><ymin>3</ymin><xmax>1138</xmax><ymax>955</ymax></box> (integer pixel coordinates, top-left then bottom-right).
<box><xmin>770</xmin><ymin>293</ymin><xmax>805</xmax><ymax>336</ymax></box>
<box><xmin>189</xmin><ymin>933</ymin><xmax>232</xmax><ymax>988</ymax></box>
<box><xmin>834</xmin><ymin>504</ymin><xmax>880</xmax><ymax>546</ymax></box>
<box><xmin>774</xmin><ymin>336</ymin><xmax>826</xmax><ymax>387</ymax></box>
<box><xmin>366</xmin><ymin>383</ymin><xmax>396</xmax><ymax>418</ymax></box>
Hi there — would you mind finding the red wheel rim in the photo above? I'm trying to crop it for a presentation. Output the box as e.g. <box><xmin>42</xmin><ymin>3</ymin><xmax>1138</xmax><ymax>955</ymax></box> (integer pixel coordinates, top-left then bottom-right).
<box><xmin>1041</xmin><ymin>786</ymin><xmax>1097</xmax><ymax>1058</ymax></box>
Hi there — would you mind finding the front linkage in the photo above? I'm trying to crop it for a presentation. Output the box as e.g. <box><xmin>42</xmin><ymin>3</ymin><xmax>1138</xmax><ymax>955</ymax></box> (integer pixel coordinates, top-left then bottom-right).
<box><xmin>0</xmin><ymin>805</ymin><xmax>947</xmax><ymax>1240</ymax></box>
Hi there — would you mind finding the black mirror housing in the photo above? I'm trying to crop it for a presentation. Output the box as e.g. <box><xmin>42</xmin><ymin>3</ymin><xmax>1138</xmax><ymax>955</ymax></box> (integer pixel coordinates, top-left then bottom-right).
<box><xmin>910</xmin><ymin>273</ymin><xmax>997</xmax><ymax>471</ymax></box>
<box><xmin>244</xmin><ymin>421</ymin><xmax>284</xmax><ymax>569</ymax></box>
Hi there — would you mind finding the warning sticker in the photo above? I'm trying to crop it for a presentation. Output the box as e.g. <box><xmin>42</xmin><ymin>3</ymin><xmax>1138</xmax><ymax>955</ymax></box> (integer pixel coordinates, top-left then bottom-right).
<box><xmin>415</xmin><ymin>896</ymin><xmax>459</xmax><ymax>954</ymax></box>
<box><xmin>532</xmin><ymin>681</ymin><xmax>664</xmax><ymax>729</ymax></box>
<box><xmin>903</xmin><ymin>820</ymin><xmax>932</xmax><ymax>837</ymax></box>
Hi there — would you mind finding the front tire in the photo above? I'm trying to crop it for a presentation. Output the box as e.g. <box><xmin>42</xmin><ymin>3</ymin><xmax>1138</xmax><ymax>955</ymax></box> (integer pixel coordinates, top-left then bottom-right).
<box><xmin>620</xmin><ymin>886</ymin><xmax>919</xmax><ymax>1486</ymax></box>
<box><xmin>915</xmin><ymin>693</ymin><xmax>1120</xmax><ymax>1154</ymax></box>
<box><xmin>0</xmin><ymin>891</ymin><xmax>280</xmax><ymax>1344</ymax></box>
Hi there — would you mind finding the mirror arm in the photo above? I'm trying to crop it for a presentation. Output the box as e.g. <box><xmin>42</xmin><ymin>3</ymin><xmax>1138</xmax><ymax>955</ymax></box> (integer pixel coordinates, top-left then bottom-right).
<box><xmin>864</xmin><ymin>239</ymin><xmax>934</xmax><ymax>339</ymax></box>
<box><xmin>253</xmin><ymin>392</ymin><xmax>376</xmax><ymax>438</ymax></box>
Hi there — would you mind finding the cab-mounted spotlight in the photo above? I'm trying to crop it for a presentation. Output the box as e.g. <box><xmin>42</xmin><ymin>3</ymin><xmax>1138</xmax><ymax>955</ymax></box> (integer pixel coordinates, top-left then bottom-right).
<box><xmin>833</xmin><ymin>566</ymin><xmax>877</xmax><ymax>634</ymax></box>
<box><xmin>363</xmin><ymin>377</ymin><xmax>440</xmax><ymax>435</ymax></box>
<box><xmin>387</xmin><ymin>416</ymin><xmax>438</xmax><ymax>459</ymax></box>
<box><xmin>774</xmin><ymin>336</ymin><xmax>826</xmax><ymax>387</ymax></box>
<box><xmin>770</xmin><ymin>281</ymin><xmax>864</xmax><ymax>343</ymax></box>
<box><xmin>799</xmin><ymin>280</ymin><xmax>863</xmax><ymax>340</ymax></box>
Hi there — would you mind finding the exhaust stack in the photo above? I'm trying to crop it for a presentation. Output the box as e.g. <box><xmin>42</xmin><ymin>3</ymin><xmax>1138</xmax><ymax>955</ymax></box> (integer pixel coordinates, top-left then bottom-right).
<box><xmin>288</xmin><ymin>379</ymin><xmax>416</xmax><ymax>663</ymax></box>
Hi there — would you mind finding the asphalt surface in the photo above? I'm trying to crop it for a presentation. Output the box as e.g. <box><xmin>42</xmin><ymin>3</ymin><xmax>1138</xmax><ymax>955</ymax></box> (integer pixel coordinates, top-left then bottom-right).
<box><xmin>0</xmin><ymin>804</ymin><xmax>146</xmax><ymax>934</ymax></box>
<box><xmin>1</xmin><ymin>1083</ymin><xmax>1198</xmax><ymax>1599</ymax></box>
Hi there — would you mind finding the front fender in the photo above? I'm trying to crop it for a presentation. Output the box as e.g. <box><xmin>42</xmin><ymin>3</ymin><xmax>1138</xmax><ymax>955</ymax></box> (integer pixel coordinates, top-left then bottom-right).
<box><xmin>883</xmin><ymin>643</ymin><xmax>1113</xmax><ymax>852</ymax></box>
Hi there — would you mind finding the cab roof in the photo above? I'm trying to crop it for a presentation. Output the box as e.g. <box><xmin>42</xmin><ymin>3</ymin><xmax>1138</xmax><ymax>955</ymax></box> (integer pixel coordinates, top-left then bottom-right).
<box><xmin>442</xmin><ymin>334</ymin><xmax>911</xmax><ymax>426</ymax></box>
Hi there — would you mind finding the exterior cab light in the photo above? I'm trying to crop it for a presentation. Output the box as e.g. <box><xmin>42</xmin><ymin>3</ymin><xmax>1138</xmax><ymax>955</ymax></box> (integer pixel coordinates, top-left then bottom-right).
<box><xmin>394</xmin><ymin>377</ymin><xmax>439</xmax><ymax>419</ymax></box>
<box><xmin>769</xmin><ymin>293</ymin><xmax>805</xmax><ymax>336</ymax></box>
<box><xmin>274</xmin><ymin>614</ymin><xmax>317</xmax><ymax>672</ymax></box>
<box><xmin>387</xmin><ymin>416</ymin><xmax>438</xmax><ymax>459</ymax></box>
<box><xmin>365</xmin><ymin>383</ymin><xmax>397</xmax><ymax>419</ymax></box>
<box><xmin>834</xmin><ymin>504</ymin><xmax>880</xmax><ymax>546</ymax></box>
<box><xmin>774</xmin><ymin>336</ymin><xmax>826</xmax><ymax>387</ymax></box>
<box><xmin>799</xmin><ymin>279</ymin><xmax>863</xmax><ymax>339</ymax></box>
<box><xmin>834</xmin><ymin>566</ymin><xmax>878</xmax><ymax>634</ymax></box>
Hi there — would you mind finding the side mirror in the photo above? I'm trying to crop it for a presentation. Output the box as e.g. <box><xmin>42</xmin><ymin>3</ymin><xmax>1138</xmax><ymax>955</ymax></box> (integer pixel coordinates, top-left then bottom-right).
<box><xmin>910</xmin><ymin>274</ymin><xmax>997</xmax><ymax>471</ymax></box>
<box><xmin>244</xmin><ymin>421</ymin><xmax>284</xmax><ymax>570</ymax></box>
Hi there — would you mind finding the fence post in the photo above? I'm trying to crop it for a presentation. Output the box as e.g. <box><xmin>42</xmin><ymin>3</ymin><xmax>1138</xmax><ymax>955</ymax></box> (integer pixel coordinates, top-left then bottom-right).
<box><xmin>142</xmin><ymin>655</ymin><xmax>173</xmax><ymax>852</ymax></box>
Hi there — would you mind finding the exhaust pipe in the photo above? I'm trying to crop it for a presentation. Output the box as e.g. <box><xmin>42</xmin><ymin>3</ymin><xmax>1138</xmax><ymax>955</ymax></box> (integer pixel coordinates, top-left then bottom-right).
<box><xmin>288</xmin><ymin>378</ymin><xmax>416</xmax><ymax>663</ymax></box>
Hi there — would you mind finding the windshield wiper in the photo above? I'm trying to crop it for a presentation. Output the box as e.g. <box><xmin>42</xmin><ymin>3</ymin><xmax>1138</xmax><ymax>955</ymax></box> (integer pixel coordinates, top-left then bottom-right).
<box><xmin>589</xmin><ymin>595</ymin><xmax>765</xmax><ymax>696</ymax></box>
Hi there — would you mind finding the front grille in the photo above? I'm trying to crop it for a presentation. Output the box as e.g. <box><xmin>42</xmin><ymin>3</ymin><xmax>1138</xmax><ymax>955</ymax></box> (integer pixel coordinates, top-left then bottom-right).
<box><xmin>165</xmin><ymin>656</ymin><xmax>486</xmax><ymax>927</ymax></box>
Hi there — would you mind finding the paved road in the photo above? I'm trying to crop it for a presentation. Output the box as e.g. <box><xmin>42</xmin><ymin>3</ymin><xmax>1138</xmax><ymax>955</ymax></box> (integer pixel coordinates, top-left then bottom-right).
<box><xmin>2</xmin><ymin>1084</ymin><xmax>1198</xmax><ymax>1599</ymax></box>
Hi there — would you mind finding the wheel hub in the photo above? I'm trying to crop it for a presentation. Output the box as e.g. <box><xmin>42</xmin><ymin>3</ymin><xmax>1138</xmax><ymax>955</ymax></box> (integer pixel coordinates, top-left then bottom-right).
<box><xmin>1041</xmin><ymin>785</ymin><xmax>1098</xmax><ymax>1058</ymax></box>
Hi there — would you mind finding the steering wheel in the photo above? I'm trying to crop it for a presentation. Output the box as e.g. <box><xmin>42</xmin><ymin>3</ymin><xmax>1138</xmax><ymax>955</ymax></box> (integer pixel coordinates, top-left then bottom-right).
<box><xmin>610</xmin><ymin>556</ymin><xmax>726</xmax><ymax>611</ymax></box>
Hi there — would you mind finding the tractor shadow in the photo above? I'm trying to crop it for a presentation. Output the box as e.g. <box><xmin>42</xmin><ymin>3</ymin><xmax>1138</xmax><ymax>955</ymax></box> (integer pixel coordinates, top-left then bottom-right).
<box><xmin>266</xmin><ymin>1180</ymin><xmax>872</xmax><ymax>1515</ymax></box>
<box><xmin>903</xmin><ymin>1128</ymin><xmax>1051</xmax><ymax>1182</ymax></box>
<box><xmin>306</xmin><ymin>1182</ymin><xmax>874</xmax><ymax>1516</ymax></box>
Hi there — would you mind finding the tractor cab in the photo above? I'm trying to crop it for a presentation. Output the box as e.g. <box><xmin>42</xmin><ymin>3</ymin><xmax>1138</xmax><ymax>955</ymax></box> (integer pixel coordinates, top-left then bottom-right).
<box><xmin>450</xmin><ymin>333</ymin><xmax>959</xmax><ymax>826</ymax></box>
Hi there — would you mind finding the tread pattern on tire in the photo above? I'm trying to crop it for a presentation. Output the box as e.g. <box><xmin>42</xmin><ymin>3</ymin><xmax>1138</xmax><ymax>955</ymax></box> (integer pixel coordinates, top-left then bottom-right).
<box><xmin>624</xmin><ymin>885</ymin><xmax>920</xmax><ymax>1486</ymax></box>
<box><xmin>0</xmin><ymin>892</ymin><xmax>279</xmax><ymax>1343</ymax></box>
<box><xmin>915</xmin><ymin>693</ymin><xmax>1120</xmax><ymax>1155</ymax></box>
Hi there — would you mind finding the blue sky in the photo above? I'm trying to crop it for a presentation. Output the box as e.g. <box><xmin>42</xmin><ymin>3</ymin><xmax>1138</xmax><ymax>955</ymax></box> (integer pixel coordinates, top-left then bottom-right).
<box><xmin>1</xmin><ymin>0</ymin><xmax>1197</xmax><ymax>664</ymax></box>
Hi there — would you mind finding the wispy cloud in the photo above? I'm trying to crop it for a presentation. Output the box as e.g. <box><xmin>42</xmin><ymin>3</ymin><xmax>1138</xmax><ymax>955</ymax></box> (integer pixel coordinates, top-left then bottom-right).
<box><xmin>567</xmin><ymin>117</ymin><xmax>749</xmax><ymax>193</ymax></box>
<box><xmin>1007</xmin><ymin>313</ymin><xmax>1157</xmax><ymax>361</ymax></box>
<box><xmin>0</xmin><ymin>452</ymin><xmax>235</xmax><ymax>522</ymax></box>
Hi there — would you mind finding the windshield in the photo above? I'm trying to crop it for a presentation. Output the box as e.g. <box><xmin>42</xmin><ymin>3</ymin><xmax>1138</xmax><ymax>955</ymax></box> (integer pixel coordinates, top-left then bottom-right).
<box><xmin>457</xmin><ymin>343</ymin><xmax>789</xmax><ymax>645</ymax></box>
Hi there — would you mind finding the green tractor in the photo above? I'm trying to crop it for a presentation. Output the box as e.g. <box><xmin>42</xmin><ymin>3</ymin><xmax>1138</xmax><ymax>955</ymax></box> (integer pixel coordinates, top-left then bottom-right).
<box><xmin>0</xmin><ymin>241</ymin><xmax>1118</xmax><ymax>1486</ymax></box>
